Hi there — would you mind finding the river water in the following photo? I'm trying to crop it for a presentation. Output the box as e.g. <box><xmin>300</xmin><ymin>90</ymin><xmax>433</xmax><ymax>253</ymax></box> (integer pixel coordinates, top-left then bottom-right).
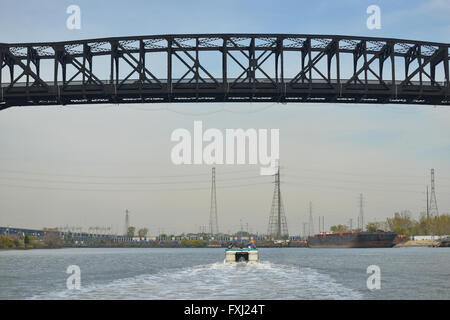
<box><xmin>0</xmin><ymin>247</ymin><xmax>448</xmax><ymax>300</ymax></box>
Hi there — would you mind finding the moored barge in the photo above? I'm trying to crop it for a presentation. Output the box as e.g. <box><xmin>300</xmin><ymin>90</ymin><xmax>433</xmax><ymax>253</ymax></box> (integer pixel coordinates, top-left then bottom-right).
<box><xmin>307</xmin><ymin>231</ymin><xmax>398</xmax><ymax>248</ymax></box>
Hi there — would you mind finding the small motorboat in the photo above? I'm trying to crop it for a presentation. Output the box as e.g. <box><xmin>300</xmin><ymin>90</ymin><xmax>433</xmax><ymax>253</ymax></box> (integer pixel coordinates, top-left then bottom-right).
<box><xmin>225</xmin><ymin>248</ymin><xmax>259</xmax><ymax>262</ymax></box>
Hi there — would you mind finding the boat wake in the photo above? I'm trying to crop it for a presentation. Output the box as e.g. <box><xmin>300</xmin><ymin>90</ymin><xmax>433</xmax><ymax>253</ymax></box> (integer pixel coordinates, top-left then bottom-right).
<box><xmin>30</xmin><ymin>261</ymin><xmax>363</xmax><ymax>300</ymax></box>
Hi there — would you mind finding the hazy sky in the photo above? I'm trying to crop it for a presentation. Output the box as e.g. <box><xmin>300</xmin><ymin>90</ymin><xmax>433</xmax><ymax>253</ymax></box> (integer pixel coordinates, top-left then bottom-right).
<box><xmin>1</xmin><ymin>0</ymin><xmax>449</xmax><ymax>236</ymax></box>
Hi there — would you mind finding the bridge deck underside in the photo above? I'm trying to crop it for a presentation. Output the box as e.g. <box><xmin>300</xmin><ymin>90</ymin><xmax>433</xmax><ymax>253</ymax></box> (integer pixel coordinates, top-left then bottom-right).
<box><xmin>2</xmin><ymin>81</ymin><xmax>448</xmax><ymax>107</ymax></box>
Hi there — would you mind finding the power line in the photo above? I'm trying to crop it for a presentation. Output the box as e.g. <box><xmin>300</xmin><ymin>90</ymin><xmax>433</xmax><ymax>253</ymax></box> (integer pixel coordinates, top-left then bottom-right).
<box><xmin>0</xmin><ymin>168</ymin><xmax>258</xmax><ymax>179</ymax></box>
<box><xmin>286</xmin><ymin>173</ymin><xmax>450</xmax><ymax>187</ymax></box>
<box><xmin>283</xmin><ymin>180</ymin><xmax>432</xmax><ymax>195</ymax></box>
<box><xmin>0</xmin><ymin>174</ymin><xmax>269</xmax><ymax>186</ymax></box>
<box><xmin>286</xmin><ymin>167</ymin><xmax>450</xmax><ymax>181</ymax></box>
<box><xmin>0</xmin><ymin>180</ymin><xmax>271</xmax><ymax>193</ymax></box>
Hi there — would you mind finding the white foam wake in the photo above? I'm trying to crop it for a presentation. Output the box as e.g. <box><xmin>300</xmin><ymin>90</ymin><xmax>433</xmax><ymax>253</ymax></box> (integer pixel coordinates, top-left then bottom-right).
<box><xmin>30</xmin><ymin>261</ymin><xmax>363</xmax><ymax>300</ymax></box>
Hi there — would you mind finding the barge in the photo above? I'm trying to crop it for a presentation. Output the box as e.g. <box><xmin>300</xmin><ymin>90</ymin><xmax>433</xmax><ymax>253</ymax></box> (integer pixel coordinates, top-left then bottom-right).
<box><xmin>307</xmin><ymin>231</ymin><xmax>398</xmax><ymax>248</ymax></box>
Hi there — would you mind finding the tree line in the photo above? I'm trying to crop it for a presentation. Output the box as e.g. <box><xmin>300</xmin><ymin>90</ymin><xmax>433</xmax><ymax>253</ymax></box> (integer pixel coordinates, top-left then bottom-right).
<box><xmin>329</xmin><ymin>212</ymin><xmax>450</xmax><ymax>236</ymax></box>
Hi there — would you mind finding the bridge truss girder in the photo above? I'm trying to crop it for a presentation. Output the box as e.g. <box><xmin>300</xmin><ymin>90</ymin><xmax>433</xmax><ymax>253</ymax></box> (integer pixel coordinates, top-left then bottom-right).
<box><xmin>0</xmin><ymin>34</ymin><xmax>449</xmax><ymax>109</ymax></box>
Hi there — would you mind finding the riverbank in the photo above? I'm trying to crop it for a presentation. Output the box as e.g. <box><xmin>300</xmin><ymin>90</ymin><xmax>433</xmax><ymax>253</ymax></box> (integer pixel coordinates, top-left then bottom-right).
<box><xmin>394</xmin><ymin>240</ymin><xmax>441</xmax><ymax>247</ymax></box>
<box><xmin>0</xmin><ymin>241</ymin><xmax>308</xmax><ymax>250</ymax></box>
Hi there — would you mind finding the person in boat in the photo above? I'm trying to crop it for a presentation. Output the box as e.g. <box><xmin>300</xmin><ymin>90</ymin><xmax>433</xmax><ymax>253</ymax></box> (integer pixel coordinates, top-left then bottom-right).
<box><xmin>247</xmin><ymin>240</ymin><xmax>256</xmax><ymax>249</ymax></box>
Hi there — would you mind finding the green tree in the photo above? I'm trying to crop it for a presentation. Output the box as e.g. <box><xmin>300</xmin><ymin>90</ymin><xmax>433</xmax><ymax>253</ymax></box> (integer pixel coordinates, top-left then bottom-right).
<box><xmin>383</xmin><ymin>212</ymin><xmax>450</xmax><ymax>236</ymax></box>
<box><xmin>24</xmin><ymin>235</ymin><xmax>35</xmax><ymax>248</ymax></box>
<box><xmin>416</xmin><ymin>212</ymin><xmax>432</xmax><ymax>235</ymax></box>
<box><xmin>138</xmin><ymin>228</ymin><xmax>148</xmax><ymax>238</ymax></box>
<box><xmin>64</xmin><ymin>233</ymin><xmax>74</xmax><ymax>245</ymax></box>
<box><xmin>43</xmin><ymin>231</ymin><xmax>63</xmax><ymax>248</ymax></box>
<box><xmin>386</xmin><ymin>211</ymin><xmax>414</xmax><ymax>235</ymax></box>
<box><xmin>431</xmin><ymin>214</ymin><xmax>450</xmax><ymax>235</ymax></box>
<box><xmin>0</xmin><ymin>236</ymin><xmax>11</xmax><ymax>248</ymax></box>
<box><xmin>330</xmin><ymin>224</ymin><xmax>349</xmax><ymax>233</ymax></box>
<box><xmin>13</xmin><ymin>238</ymin><xmax>21</xmax><ymax>248</ymax></box>
<box><xmin>127</xmin><ymin>226</ymin><xmax>136</xmax><ymax>237</ymax></box>
<box><xmin>366</xmin><ymin>222</ymin><xmax>383</xmax><ymax>232</ymax></box>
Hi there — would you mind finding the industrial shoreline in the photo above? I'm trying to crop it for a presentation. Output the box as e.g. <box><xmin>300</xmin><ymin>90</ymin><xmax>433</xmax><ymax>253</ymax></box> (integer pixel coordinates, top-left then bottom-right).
<box><xmin>2</xmin><ymin>226</ymin><xmax>449</xmax><ymax>250</ymax></box>
<box><xmin>1</xmin><ymin>240</ymin><xmax>449</xmax><ymax>250</ymax></box>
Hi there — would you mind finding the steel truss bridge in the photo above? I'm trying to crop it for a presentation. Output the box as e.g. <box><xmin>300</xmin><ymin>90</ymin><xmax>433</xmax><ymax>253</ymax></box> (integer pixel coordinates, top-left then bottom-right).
<box><xmin>1</xmin><ymin>34</ymin><xmax>449</xmax><ymax>110</ymax></box>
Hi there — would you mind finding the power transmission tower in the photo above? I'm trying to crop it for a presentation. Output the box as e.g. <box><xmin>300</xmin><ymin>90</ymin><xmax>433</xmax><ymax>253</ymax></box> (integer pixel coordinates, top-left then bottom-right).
<box><xmin>308</xmin><ymin>201</ymin><xmax>314</xmax><ymax>236</ymax></box>
<box><xmin>429</xmin><ymin>169</ymin><xmax>439</xmax><ymax>217</ymax></box>
<box><xmin>124</xmin><ymin>209</ymin><xmax>129</xmax><ymax>236</ymax></box>
<box><xmin>267</xmin><ymin>165</ymin><xmax>288</xmax><ymax>239</ymax></box>
<box><xmin>359</xmin><ymin>194</ymin><xmax>364</xmax><ymax>231</ymax></box>
<box><xmin>209</xmin><ymin>167</ymin><xmax>219</xmax><ymax>236</ymax></box>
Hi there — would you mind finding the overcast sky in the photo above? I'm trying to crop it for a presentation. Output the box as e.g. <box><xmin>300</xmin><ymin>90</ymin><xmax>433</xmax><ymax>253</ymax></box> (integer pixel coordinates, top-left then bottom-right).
<box><xmin>0</xmin><ymin>0</ymin><xmax>449</xmax><ymax>236</ymax></box>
